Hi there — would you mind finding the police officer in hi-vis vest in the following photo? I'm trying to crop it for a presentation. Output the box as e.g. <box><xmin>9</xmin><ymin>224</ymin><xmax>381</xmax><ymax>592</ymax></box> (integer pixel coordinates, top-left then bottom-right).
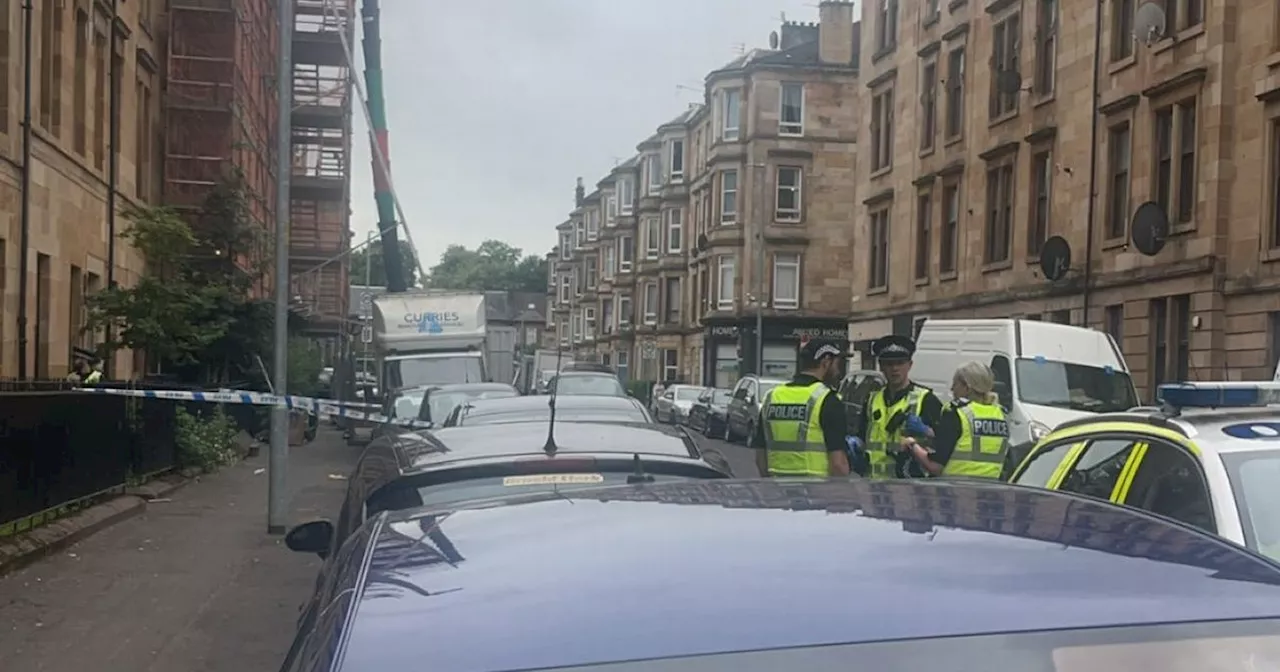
<box><xmin>901</xmin><ymin>361</ymin><xmax>1012</xmax><ymax>478</ymax></box>
<box><xmin>749</xmin><ymin>339</ymin><xmax>853</xmax><ymax>478</ymax></box>
<box><xmin>853</xmin><ymin>334</ymin><xmax>944</xmax><ymax>479</ymax></box>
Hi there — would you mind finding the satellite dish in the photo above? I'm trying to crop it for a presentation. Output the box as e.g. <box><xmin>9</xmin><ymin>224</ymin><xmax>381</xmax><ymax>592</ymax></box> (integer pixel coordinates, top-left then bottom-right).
<box><xmin>1039</xmin><ymin>235</ymin><xmax>1072</xmax><ymax>282</ymax></box>
<box><xmin>995</xmin><ymin>70</ymin><xmax>1024</xmax><ymax>95</ymax></box>
<box><xmin>696</xmin><ymin>233</ymin><xmax>709</xmax><ymax>251</ymax></box>
<box><xmin>1130</xmin><ymin>201</ymin><xmax>1170</xmax><ymax>256</ymax></box>
<box><xmin>1134</xmin><ymin>1</ymin><xmax>1167</xmax><ymax>46</ymax></box>
<box><xmin>769</xmin><ymin>30</ymin><xmax>779</xmax><ymax>49</ymax></box>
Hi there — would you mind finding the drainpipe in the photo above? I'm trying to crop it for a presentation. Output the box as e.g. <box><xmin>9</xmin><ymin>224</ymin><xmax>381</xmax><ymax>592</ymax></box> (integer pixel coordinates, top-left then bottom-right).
<box><xmin>16</xmin><ymin>0</ymin><xmax>33</xmax><ymax>379</ymax></box>
<box><xmin>1079</xmin><ymin>0</ymin><xmax>1104</xmax><ymax>327</ymax></box>
<box><xmin>104</xmin><ymin>0</ymin><xmax>120</xmax><ymax>376</ymax></box>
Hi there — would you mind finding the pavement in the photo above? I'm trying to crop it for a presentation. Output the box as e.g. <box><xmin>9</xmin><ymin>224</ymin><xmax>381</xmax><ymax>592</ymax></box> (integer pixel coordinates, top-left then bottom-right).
<box><xmin>0</xmin><ymin>428</ymin><xmax>359</xmax><ymax>672</ymax></box>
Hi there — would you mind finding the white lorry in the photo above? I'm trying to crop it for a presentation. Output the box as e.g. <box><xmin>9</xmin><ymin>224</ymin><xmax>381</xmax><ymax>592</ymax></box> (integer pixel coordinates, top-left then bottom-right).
<box><xmin>370</xmin><ymin>290</ymin><xmax>517</xmax><ymax>394</ymax></box>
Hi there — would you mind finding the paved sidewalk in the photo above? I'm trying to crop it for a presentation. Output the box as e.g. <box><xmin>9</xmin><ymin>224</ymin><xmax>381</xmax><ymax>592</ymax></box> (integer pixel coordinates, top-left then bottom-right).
<box><xmin>0</xmin><ymin>428</ymin><xmax>359</xmax><ymax>672</ymax></box>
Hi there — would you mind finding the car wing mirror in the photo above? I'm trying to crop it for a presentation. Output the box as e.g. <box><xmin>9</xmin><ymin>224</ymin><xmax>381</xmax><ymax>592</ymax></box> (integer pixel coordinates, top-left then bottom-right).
<box><xmin>285</xmin><ymin>520</ymin><xmax>335</xmax><ymax>559</ymax></box>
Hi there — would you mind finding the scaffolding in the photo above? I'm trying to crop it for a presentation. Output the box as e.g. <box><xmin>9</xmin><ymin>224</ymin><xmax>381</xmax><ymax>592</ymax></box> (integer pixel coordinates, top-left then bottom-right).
<box><xmin>288</xmin><ymin>0</ymin><xmax>355</xmax><ymax>330</ymax></box>
<box><xmin>164</xmin><ymin>0</ymin><xmax>278</xmax><ymax>288</ymax></box>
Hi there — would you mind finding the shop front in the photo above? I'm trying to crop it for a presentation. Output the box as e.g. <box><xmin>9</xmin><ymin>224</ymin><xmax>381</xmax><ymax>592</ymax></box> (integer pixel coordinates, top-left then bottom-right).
<box><xmin>702</xmin><ymin>325</ymin><xmax>741</xmax><ymax>389</ymax></box>
<box><xmin>701</xmin><ymin>317</ymin><xmax>851</xmax><ymax>386</ymax></box>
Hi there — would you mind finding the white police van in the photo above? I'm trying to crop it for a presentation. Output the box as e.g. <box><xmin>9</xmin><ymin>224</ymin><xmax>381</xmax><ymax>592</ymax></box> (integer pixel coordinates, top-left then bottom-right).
<box><xmin>1009</xmin><ymin>382</ymin><xmax>1280</xmax><ymax>562</ymax></box>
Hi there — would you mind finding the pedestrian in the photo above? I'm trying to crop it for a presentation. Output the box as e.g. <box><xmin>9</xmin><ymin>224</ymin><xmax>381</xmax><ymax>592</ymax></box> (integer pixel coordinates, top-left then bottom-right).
<box><xmin>851</xmin><ymin>334</ymin><xmax>944</xmax><ymax>479</ymax></box>
<box><xmin>902</xmin><ymin>361</ymin><xmax>1010</xmax><ymax>479</ymax></box>
<box><xmin>650</xmin><ymin>379</ymin><xmax>666</xmax><ymax>411</ymax></box>
<box><xmin>749</xmin><ymin>339</ymin><xmax>853</xmax><ymax>478</ymax></box>
<box><xmin>66</xmin><ymin>358</ymin><xmax>88</xmax><ymax>383</ymax></box>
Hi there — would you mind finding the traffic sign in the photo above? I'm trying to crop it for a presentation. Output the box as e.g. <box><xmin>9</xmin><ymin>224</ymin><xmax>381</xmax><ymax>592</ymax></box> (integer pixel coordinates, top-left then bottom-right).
<box><xmin>361</xmin><ymin>325</ymin><xmax>373</xmax><ymax>344</ymax></box>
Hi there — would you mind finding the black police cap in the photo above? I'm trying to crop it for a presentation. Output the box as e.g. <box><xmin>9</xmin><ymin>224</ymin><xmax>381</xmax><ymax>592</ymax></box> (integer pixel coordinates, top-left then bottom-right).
<box><xmin>872</xmin><ymin>334</ymin><xmax>916</xmax><ymax>362</ymax></box>
<box><xmin>800</xmin><ymin>338</ymin><xmax>845</xmax><ymax>361</ymax></box>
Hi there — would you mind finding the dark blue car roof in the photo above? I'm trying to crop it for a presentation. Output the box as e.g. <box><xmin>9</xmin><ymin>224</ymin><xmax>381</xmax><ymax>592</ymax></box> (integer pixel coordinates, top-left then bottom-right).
<box><xmin>332</xmin><ymin>478</ymin><xmax>1280</xmax><ymax>672</ymax></box>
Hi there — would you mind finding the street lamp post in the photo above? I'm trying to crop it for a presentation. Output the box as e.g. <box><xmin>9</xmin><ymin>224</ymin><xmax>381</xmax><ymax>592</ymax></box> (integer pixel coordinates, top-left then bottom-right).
<box><xmin>748</xmin><ymin>161</ymin><xmax>769</xmax><ymax>376</ymax></box>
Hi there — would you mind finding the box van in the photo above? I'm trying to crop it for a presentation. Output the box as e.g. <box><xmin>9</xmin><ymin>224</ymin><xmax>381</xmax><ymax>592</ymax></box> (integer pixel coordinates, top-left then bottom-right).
<box><xmin>912</xmin><ymin>319</ymin><xmax>1139</xmax><ymax>445</ymax></box>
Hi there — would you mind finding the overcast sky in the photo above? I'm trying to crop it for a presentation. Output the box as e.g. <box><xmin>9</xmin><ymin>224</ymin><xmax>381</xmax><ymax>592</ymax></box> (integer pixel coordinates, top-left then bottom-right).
<box><xmin>346</xmin><ymin>0</ymin><xmax>824</xmax><ymax>272</ymax></box>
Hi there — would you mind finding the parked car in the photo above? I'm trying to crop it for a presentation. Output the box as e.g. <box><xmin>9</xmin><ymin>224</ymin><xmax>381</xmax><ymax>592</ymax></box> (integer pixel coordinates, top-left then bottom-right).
<box><xmin>725</xmin><ymin>375</ymin><xmax>787</xmax><ymax>443</ymax></box>
<box><xmin>281</xmin><ymin>420</ymin><xmax>735</xmax><ymax>662</ymax></box>
<box><xmin>281</xmin><ymin>477</ymin><xmax>1280</xmax><ymax>671</ymax></box>
<box><xmin>653</xmin><ymin>384</ymin><xmax>704</xmax><ymax>424</ymax></box>
<box><xmin>687</xmin><ymin>387</ymin><xmax>733</xmax><ymax>439</ymax></box>
<box><xmin>415</xmin><ymin>382</ymin><xmax>519</xmax><ymax>427</ymax></box>
<box><xmin>370</xmin><ymin>385</ymin><xmax>433</xmax><ymax>440</ymax></box>
<box><xmin>441</xmin><ymin>394</ymin><xmax>651</xmax><ymax>427</ymax></box>
<box><xmin>837</xmin><ymin>369</ymin><xmax>885</xmax><ymax>438</ymax></box>
<box><xmin>547</xmin><ymin>370</ymin><xmax>629</xmax><ymax>397</ymax></box>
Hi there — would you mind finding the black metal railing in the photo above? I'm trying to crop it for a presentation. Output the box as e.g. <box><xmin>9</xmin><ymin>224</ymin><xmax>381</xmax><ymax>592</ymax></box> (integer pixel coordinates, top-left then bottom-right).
<box><xmin>0</xmin><ymin>379</ymin><xmax>265</xmax><ymax>534</ymax></box>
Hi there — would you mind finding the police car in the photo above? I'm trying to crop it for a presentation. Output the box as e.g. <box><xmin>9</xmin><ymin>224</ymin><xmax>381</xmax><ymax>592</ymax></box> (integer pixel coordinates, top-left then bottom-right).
<box><xmin>1009</xmin><ymin>381</ymin><xmax>1280</xmax><ymax>561</ymax></box>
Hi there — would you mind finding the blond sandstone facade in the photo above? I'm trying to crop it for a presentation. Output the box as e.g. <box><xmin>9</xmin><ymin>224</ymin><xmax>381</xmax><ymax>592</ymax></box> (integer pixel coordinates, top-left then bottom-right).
<box><xmin>0</xmin><ymin>1</ymin><xmax>160</xmax><ymax>379</ymax></box>
<box><xmin>850</xmin><ymin>0</ymin><xmax>1280</xmax><ymax>400</ymax></box>
<box><xmin>546</xmin><ymin>3</ymin><xmax>861</xmax><ymax>387</ymax></box>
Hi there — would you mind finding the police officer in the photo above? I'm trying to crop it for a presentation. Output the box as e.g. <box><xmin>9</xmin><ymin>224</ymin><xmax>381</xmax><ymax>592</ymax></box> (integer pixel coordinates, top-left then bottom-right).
<box><xmin>83</xmin><ymin>358</ymin><xmax>104</xmax><ymax>384</ymax></box>
<box><xmin>855</xmin><ymin>334</ymin><xmax>944</xmax><ymax>479</ymax></box>
<box><xmin>749</xmin><ymin>339</ymin><xmax>853</xmax><ymax>478</ymax></box>
<box><xmin>903</xmin><ymin>360</ymin><xmax>1011</xmax><ymax>478</ymax></box>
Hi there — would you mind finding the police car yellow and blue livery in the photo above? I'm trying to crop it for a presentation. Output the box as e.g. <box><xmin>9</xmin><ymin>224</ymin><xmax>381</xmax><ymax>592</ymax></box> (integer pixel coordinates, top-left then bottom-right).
<box><xmin>760</xmin><ymin>381</ymin><xmax>832</xmax><ymax>477</ymax></box>
<box><xmin>1009</xmin><ymin>381</ymin><xmax>1280</xmax><ymax>562</ymax></box>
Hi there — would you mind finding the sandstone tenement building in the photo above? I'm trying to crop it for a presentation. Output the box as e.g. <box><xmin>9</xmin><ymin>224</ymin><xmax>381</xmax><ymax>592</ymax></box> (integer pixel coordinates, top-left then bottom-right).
<box><xmin>849</xmin><ymin>0</ymin><xmax>1280</xmax><ymax>400</ymax></box>
<box><xmin>546</xmin><ymin>3</ymin><xmax>860</xmax><ymax>386</ymax></box>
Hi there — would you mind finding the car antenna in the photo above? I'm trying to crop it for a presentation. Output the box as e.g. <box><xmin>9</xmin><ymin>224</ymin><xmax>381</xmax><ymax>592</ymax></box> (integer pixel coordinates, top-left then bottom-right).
<box><xmin>627</xmin><ymin>453</ymin><xmax>655</xmax><ymax>484</ymax></box>
<box><xmin>542</xmin><ymin>346</ymin><xmax>563</xmax><ymax>455</ymax></box>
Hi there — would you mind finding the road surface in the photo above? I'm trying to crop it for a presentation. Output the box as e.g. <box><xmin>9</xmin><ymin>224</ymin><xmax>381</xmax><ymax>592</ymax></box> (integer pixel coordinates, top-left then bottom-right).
<box><xmin>0</xmin><ymin>430</ymin><xmax>358</xmax><ymax>672</ymax></box>
<box><xmin>689</xmin><ymin>428</ymin><xmax>758</xmax><ymax>477</ymax></box>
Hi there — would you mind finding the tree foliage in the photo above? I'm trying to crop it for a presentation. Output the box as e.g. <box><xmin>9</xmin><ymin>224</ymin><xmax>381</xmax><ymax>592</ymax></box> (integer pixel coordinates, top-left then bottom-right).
<box><xmin>349</xmin><ymin>238</ymin><xmax>419</xmax><ymax>288</ymax></box>
<box><xmin>425</xmin><ymin>240</ymin><xmax>548</xmax><ymax>293</ymax></box>
<box><xmin>85</xmin><ymin>174</ymin><xmax>276</xmax><ymax>384</ymax></box>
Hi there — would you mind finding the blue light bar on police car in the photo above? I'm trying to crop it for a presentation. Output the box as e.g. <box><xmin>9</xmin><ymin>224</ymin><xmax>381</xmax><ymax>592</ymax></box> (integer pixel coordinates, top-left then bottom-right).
<box><xmin>1157</xmin><ymin>382</ymin><xmax>1280</xmax><ymax>409</ymax></box>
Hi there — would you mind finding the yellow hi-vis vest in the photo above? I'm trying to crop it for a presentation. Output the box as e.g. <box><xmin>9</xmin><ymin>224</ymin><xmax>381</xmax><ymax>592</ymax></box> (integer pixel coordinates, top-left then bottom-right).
<box><xmin>866</xmin><ymin>386</ymin><xmax>927</xmax><ymax>479</ymax></box>
<box><xmin>760</xmin><ymin>382</ymin><xmax>832</xmax><ymax>477</ymax></box>
<box><xmin>941</xmin><ymin>400</ymin><xmax>1010</xmax><ymax>479</ymax></box>
<box><xmin>84</xmin><ymin>370</ymin><xmax>103</xmax><ymax>384</ymax></box>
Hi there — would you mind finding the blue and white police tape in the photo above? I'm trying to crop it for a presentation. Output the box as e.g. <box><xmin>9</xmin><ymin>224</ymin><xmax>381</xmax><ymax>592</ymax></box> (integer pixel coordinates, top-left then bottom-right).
<box><xmin>73</xmin><ymin>386</ymin><xmax>434</xmax><ymax>429</ymax></box>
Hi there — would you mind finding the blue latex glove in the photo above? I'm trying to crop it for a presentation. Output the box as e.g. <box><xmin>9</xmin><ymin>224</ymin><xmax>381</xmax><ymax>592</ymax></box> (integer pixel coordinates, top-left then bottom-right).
<box><xmin>903</xmin><ymin>413</ymin><xmax>930</xmax><ymax>436</ymax></box>
<box><xmin>845</xmin><ymin>436</ymin><xmax>863</xmax><ymax>453</ymax></box>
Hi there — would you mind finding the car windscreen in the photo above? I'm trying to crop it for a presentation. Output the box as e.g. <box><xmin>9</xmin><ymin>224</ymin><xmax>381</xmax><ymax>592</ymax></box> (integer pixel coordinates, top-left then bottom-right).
<box><xmin>366</xmin><ymin>460</ymin><xmax>728</xmax><ymax>514</ymax></box>
<box><xmin>554</xmin><ymin>376</ymin><xmax>626</xmax><ymax>396</ymax></box>
<box><xmin>536</xmin><ymin>618</ymin><xmax>1280</xmax><ymax>671</ymax></box>
<box><xmin>424</xmin><ymin>389</ymin><xmax>518</xmax><ymax>422</ymax></box>
<box><xmin>386</xmin><ymin>356</ymin><xmax>484</xmax><ymax>389</ymax></box>
<box><xmin>1223</xmin><ymin>449</ymin><xmax>1280</xmax><ymax>562</ymax></box>
<box><xmin>456</xmin><ymin>409</ymin><xmax>645</xmax><ymax>426</ymax></box>
<box><xmin>1014</xmin><ymin>358</ymin><xmax>1138</xmax><ymax>413</ymax></box>
<box><xmin>390</xmin><ymin>392</ymin><xmax>426</xmax><ymax>419</ymax></box>
<box><xmin>675</xmin><ymin>388</ymin><xmax>702</xmax><ymax>401</ymax></box>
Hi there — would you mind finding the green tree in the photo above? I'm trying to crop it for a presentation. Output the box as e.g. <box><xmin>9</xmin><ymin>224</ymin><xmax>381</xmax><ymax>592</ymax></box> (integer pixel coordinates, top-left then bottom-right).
<box><xmin>349</xmin><ymin>238</ymin><xmax>419</xmax><ymax>288</ymax></box>
<box><xmin>425</xmin><ymin>240</ymin><xmax>548</xmax><ymax>292</ymax></box>
<box><xmin>85</xmin><ymin>175</ymin><xmax>275</xmax><ymax>384</ymax></box>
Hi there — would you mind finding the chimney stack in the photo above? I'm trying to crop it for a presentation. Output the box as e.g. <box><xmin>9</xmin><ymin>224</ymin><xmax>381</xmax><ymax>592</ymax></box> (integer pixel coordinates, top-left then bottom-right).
<box><xmin>574</xmin><ymin>177</ymin><xmax>585</xmax><ymax>207</ymax></box>
<box><xmin>779</xmin><ymin>21</ymin><xmax>818</xmax><ymax>50</ymax></box>
<box><xmin>818</xmin><ymin>1</ymin><xmax>855</xmax><ymax>65</ymax></box>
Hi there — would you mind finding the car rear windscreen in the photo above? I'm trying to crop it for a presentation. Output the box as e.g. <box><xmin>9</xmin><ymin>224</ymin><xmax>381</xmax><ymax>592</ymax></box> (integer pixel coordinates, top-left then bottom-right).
<box><xmin>458</xmin><ymin>409</ymin><xmax>645</xmax><ymax>426</ymax></box>
<box><xmin>373</xmin><ymin>473</ymin><xmax>695</xmax><ymax>513</ymax></box>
